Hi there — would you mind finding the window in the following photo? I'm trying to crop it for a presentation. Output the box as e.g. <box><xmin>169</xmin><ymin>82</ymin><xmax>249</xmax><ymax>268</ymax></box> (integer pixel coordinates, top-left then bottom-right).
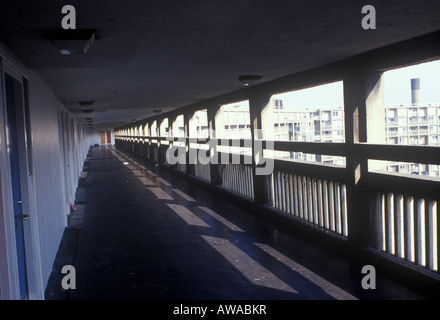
<box><xmin>382</xmin><ymin>59</ymin><xmax>440</xmax><ymax>178</ymax></box>
<box><xmin>271</xmin><ymin>82</ymin><xmax>344</xmax><ymax>144</ymax></box>
<box><xmin>150</xmin><ymin>121</ymin><xmax>157</xmax><ymax>137</ymax></box>
<box><xmin>220</xmin><ymin>101</ymin><xmax>251</xmax><ymax>139</ymax></box>
<box><xmin>218</xmin><ymin>100</ymin><xmax>251</xmax><ymax>156</ymax></box>
<box><xmin>264</xmin><ymin>82</ymin><xmax>346</xmax><ymax>166</ymax></box>
<box><xmin>398</xmin><ymin>127</ymin><xmax>407</xmax><ymax>135</ymax></box>
<box><xmin>274</xmin><ymin>99</ymin><xmax>283</xmax><ymax>109</ymax></box>
<box><xmin>172</xmin><ymin>115</ymin><xmax>184</xmax><ymax>138</ymax></box>
<box><xmin>160</xmin><ymin>118</ymin><xmax>169</xmax><ymax>137</ymax></box>
<box><xmin>384</xmin><ymin>59</ymin><xmax>440</xmax><ymax>147</ymax></box>
<box><xmin>399</xmin><ymin>136</ymin><xmax>407</xmax><ymax>144</ymax></box>
<box><xmin>190</xmin><ymin>109</ymin><xmax>208</xmax><ymax>138</ymax></box>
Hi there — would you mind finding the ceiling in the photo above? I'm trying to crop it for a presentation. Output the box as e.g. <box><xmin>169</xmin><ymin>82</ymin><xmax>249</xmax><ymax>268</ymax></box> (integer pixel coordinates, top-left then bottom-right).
<box><xmin>1</xmin><ymin>0</ymin><xmax>440</xmax><ymax>129</ymax></box>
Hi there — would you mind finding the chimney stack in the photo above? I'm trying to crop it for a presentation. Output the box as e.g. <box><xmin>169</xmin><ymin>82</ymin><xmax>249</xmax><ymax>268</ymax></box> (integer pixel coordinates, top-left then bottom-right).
<box><xmin>411</xmin><ymin>78</ymin><xmax>420</xmax><ymax>105</ymax></box>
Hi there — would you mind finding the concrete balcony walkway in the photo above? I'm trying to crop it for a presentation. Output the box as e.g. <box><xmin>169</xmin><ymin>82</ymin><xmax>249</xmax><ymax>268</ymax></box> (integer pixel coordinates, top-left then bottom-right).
<box><xmin>45</xmin><ymin>146</ymin><xmax>435</xmax><ymax>300</ymax></box>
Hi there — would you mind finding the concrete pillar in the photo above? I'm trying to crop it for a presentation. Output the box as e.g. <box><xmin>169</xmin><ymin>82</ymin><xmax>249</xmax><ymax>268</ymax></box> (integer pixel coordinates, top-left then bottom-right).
<box><xmin>167</xmin><ymin>115</ymin><xmax>177</xmax><ymax>166</ymax></box>
<box><xmin>158</xmin><ymin>118</ymin><xmax>169</xmax><ymax>163</ymax></box>
<box><xmin>142</xmin><ymin>122</ymin><xmax>148</xmax><ymax>157</ymax></box>
<box><xmin>207</xmin><ymin>105</ymin><xmax>222</xmax><ymax>185</ymax></box>
<box><xmin>144</xmin><ymin>121</ymin><xmax>150</xmax><ymax>159</ymax></box>
<box><xmin>249</xmin><ymin>94</ymin><xmax>274</xmax><ymax>205</ymax></box>
<box><xmin>344</xmin><ymin>71</ymin><xmax>385</xmax><ymax>246</ymax></box>
<box><xmin>184</xmin><ymin>111</ymin><xmax>194</xmax><ymax>175</ymax></box>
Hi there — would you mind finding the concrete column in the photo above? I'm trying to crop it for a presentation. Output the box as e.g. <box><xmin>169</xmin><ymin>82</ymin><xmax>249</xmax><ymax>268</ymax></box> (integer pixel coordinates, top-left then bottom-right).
<box><xmin>144</xmin><ymin>121</ymin><xmax>150</xmax><ymax>159</ymax></box>
<box><xmin>167</xmin><ymin>115</ymin><xmax>177</xmax><ymax>166</ymax></box>
<box><xmin>184</xmin><ymin>111</ymin><xmax>194</xmax><ymax>175</ymax></box>
<box><xmin>155</xmin><ymin>119</ymin><xmax>160</xmax><ymax>137</ymax></box>
<box><xmin>142</xmin><ymin>122</ymin><xmax>148</xmax><ymax>157</ymax></box>
<box><xmin>158</xmin><ymin>117</ymin><xmax>169</xmax><ymax>163</ymax></box>
<box><xmin>207</xmin><ymin>105</ymin><xmax>222</xmax><ymax>185</ymax></box>
<box><xmin>249</xmin><ymin>94</ymin><xmax>274</xmax><ymax>205</ymax></box>
<box><xmin>344</xmin><ymin>71</ymin><xmax>385</xmax><ymax>246</ymax></box>
<box><xmin>139</xmin><ymin>124</ymin><xmax>144</xmax><ymax>157</ymax></box>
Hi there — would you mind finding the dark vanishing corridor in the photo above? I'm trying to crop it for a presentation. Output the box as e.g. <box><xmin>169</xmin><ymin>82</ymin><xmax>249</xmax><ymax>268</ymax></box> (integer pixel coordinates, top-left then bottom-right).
<box><xmin>44</xmin><ymin>146</ymin><xmax>435</xmax><ymax>300</ymax></box>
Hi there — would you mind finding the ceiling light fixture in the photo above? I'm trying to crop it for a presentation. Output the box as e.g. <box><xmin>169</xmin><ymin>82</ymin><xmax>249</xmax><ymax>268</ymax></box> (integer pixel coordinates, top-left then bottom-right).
<box><xmin>79</xmin><ymin>101</ymin><xmax>95</xmax><ymax>114</ymax></box>
<box><xmin>79</xmin><ymin>101</ymin><xmax>95</xmax><ymax>106</ymax></box>
<box><xmin>47</xmin><ymin>29</ymin><xmax>96</xmax><ymax>55</ymax></box>
<box><xmin>237</xmin><ymin>75</ymin><xmax>263</xmax><ymax>87</ymax></box>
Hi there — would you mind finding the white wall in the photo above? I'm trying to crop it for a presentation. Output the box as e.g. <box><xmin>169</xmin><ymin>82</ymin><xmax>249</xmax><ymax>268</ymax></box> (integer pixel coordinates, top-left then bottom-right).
<box><xmin>34</xmin><ymin>89</ymin><xmax>94</xmax><ymax>300</ymax></box>
<box><xmin>0</xmin><ymin>44</ymin><xmax>94</xmax><ymax>299</ymax></box>
<box><xmin>27</xmin><ymin>71</ymin><xmax>70</xmax><ymax>296</ymax></box>
<box><xmin>90</xmin><ymin>130</ymin><xmax>102</xmax><ymax>146</ymax></box>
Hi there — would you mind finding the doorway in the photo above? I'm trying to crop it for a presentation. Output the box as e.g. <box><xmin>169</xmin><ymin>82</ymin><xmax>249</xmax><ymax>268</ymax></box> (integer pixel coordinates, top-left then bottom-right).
<box><xmin>3</xmin><ymin>67</ymin><xmax>29</xmax><ymax>299</ymax></box>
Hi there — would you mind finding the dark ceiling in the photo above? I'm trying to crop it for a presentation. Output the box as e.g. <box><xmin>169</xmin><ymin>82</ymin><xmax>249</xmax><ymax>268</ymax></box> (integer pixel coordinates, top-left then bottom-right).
<box><xmin>1</xmin><ymin>0</ymin><xmax>440</xmax><ymax>129</ymax></box>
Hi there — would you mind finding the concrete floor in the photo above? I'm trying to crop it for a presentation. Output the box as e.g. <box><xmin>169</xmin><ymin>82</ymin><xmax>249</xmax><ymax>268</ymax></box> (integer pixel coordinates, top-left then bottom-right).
<box><xmin>45</xmin><ymin>146</ymin><xmax>437</xmax><ymax>300</ymax></box>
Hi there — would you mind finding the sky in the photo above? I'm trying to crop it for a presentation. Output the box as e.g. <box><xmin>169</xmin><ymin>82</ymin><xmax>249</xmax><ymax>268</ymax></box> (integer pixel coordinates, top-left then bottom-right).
<box><xmin>267</xmin><ymin>59</ymin><xmax>440</xmax><ymax>109</ymax></box>
<box><xmin>384</xmin><ymin>59</ymin><xmax>440</xmax><ymax>106</ymax></box>
<box><xmin>272</xmin><ymin>82</ymin><xmax>344</xmax><ymax>109</ymax></box>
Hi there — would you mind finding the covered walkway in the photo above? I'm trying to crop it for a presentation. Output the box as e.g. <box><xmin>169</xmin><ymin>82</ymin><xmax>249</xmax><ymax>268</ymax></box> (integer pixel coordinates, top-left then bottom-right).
<box><xmin>1</xmin><ymin>2</ymin><xmax>440</xmax><ymax>301</ymax></box>
<box><xmin>45</xmin><ymin>146</ymin><xmax>434</xmax><ymax>300</ymax></box>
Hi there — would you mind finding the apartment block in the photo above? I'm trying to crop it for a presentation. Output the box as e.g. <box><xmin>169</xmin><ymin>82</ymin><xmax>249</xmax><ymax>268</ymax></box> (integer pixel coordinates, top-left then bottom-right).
<box><xmin>385</xmin><ymin>104</ymin><xmax>440</xmax><ymax>177</ymax></box>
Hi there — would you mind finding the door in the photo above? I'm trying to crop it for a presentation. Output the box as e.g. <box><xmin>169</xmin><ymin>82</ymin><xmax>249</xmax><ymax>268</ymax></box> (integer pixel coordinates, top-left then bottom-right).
<box><xmin>4</xmin><ymin>72</ymin><xmax>28</xmax><ymax>299</ymax></box>
<box><xmin>100</xmin><ymin>131</ymin><xmax>105</xmax><ymax>145</ymax></box>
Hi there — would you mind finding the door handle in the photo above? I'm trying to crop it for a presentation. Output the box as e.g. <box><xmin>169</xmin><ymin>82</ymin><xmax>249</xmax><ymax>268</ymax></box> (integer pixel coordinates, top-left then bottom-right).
<box><xmin>14</xmin><ymin>214</ymin><xmax>29</xmax><ymax>230</ymax></box>
<box><xmin>14</xmin><ymin>214</ymin><xmax>29</xmax><ymax>221</ymax></box>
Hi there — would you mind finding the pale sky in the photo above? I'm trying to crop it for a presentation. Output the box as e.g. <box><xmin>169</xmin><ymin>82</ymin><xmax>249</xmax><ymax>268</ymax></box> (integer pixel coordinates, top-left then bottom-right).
<box><xmin>266</xmin><ymin>59</ymin><xmax>440</xmax><ymax>109</ymax></box>
<box><xmin>272</xmin><ymin>82</ymin><xmax>344</xmax><ymax>109</ymax></box>
<box><xmin>384</xmin><ymin>60</ymin><xmax>440</xmax><ymax>106</ymax></box>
